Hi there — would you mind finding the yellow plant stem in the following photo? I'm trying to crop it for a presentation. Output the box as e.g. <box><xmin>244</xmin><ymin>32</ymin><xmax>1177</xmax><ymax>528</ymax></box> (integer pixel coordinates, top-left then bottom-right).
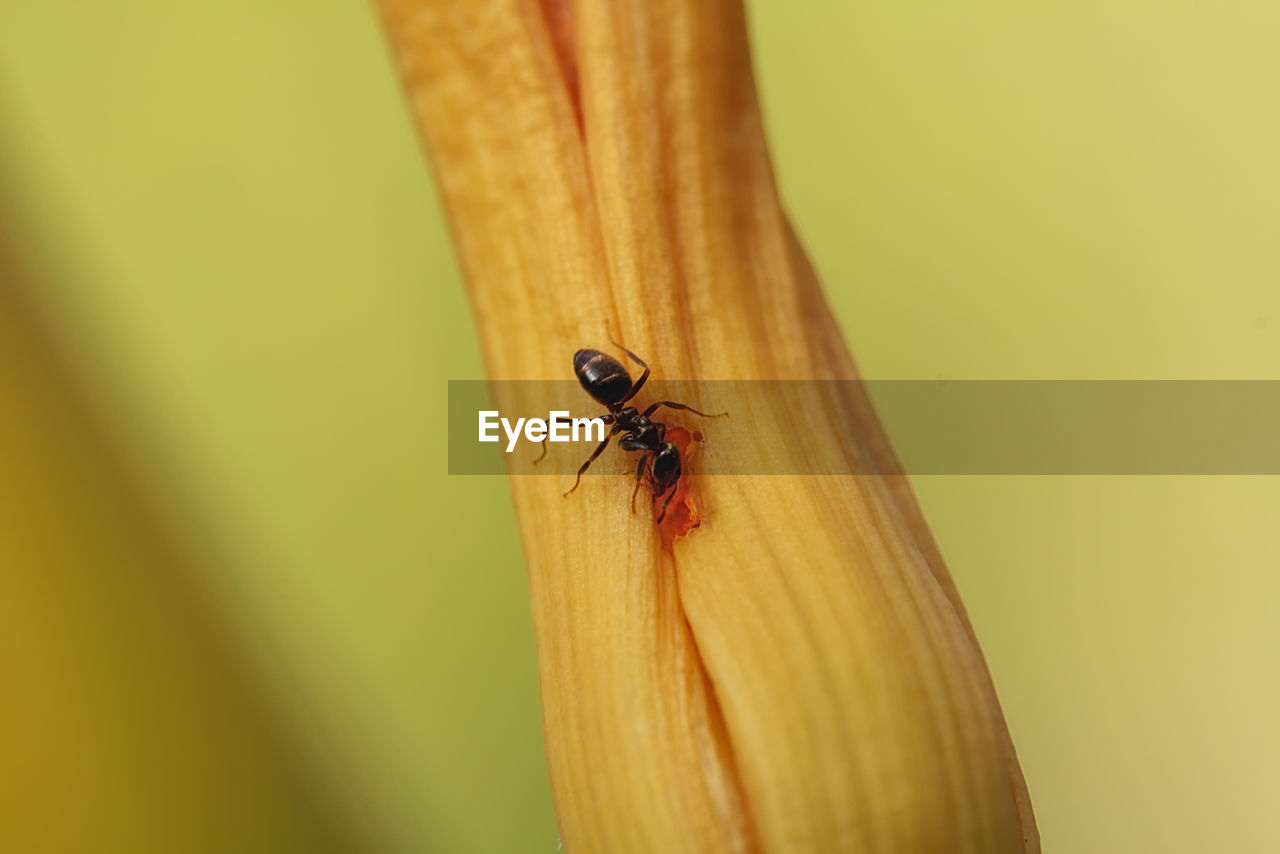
<box><xmin>374</xmin><ymin>1</ymin><xmax>1038</xmax><ymax>851</ymax></box>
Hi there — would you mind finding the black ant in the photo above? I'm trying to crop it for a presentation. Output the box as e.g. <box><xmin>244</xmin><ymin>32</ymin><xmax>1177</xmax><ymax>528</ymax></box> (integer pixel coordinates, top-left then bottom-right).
<box><xmin>535</xmin><ymin>341</ymin><xmax>726</xmax><ymax>523</ymax></box>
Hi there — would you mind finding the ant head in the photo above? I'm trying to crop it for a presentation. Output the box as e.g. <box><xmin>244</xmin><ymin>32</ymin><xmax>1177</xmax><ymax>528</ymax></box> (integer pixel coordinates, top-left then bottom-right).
<box><xmin>651</xmin><ymin>441</ymin><xmax>682</xmax><ymax>489</ymax></box>
<box><xmin>574</xmin><ymin>348</ymin><xmax>633</xmax><ymax>407</ymax></box>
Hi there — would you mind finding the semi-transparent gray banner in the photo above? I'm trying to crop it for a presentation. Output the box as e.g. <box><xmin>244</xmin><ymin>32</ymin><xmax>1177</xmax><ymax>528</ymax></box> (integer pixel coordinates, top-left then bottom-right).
<box><xmin>448</xmin><ymin>380</ymin><xmax>1280</xmax><ymax>475</ymax></box>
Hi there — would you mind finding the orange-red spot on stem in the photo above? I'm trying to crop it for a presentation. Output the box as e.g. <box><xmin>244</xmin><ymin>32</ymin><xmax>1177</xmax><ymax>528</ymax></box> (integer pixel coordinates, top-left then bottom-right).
<box><xmin>657</xmin><ymin>427</ymin><xmax>703</xmax><ymax>547</ymax></box>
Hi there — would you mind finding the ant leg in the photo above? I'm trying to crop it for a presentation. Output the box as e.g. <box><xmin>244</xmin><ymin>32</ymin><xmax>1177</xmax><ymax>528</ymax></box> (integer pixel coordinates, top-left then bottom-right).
<box><xmin>642</xmin><ymin>400</ymin><xmax>729</xmax><ymax>419</ymax></box>
<box><xmin>610</xmin><ymin>339</ymin><xmax>651</xmax><ymax>404</ymax></box>
<box><xmin>609</xmin><ymin>338</ymin><xmax>649</xmax><ymax>370</ymax></box>
<box><xmin>533</xmin><ymin>414</ymin><xmax>565</xmax><ymax>465</ymax></box>
<box><xmin>630</xmin><ymin>452</ymin><xmax>651</xmax><ymax>513</ymax></box>
<box><xmin>655</xmin><ymin>480</ymin><xmax>680</xmax><ymax>524</ymax></box>
<box><xmin>564</xmin><ymin>424</ymin><xmax>622</xmax><ymax>497</ymax></box>
<box><xmin>537</xmin><ymin>412</ymin><xmax>612</xmax><ymax>465</ymax></box>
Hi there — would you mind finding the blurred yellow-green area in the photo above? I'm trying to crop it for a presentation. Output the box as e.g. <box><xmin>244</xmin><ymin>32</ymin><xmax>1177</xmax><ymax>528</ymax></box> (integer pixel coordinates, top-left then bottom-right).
<box><xmin>1</xmin><ymin>2</ymin><xmax>1277</xmax><ymax>852</ymax></box>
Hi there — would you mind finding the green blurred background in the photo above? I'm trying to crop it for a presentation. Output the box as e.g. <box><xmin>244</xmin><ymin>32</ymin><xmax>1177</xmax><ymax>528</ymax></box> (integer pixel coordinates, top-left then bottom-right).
<box><xmin>1</xmin><ymin>2</ymin><xmax>1277</xmax><ymax>852</ymax></box>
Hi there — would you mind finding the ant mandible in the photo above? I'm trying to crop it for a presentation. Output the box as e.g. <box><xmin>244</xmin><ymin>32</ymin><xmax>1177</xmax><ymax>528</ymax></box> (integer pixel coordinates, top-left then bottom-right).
<box><xmin>535</xmin><ymin>340</ymin><xmax>726</xmax><ymax>523</ymax></box>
